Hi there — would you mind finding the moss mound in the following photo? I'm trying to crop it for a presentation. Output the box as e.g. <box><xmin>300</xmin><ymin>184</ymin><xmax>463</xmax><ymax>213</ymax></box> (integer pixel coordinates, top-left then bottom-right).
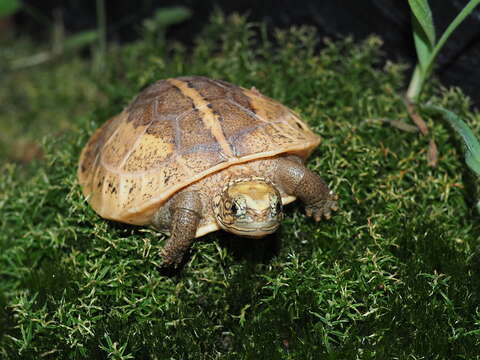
<box><xmin>1</xmin><ymin>13</ymin><xmax>480</xmax><ymax>359</ymax></box>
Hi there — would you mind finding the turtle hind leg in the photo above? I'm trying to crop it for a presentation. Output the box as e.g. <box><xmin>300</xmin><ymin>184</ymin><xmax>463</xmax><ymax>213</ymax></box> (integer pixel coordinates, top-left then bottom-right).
<box><xmin>274</xmin><ymin>156</ymin><xmax>338</xmax><ymax>221</ymax></box>
<box><xmin>157</xmin><ymin>190</ymin><xmax>202</xmax><ymax>267</ymax></box>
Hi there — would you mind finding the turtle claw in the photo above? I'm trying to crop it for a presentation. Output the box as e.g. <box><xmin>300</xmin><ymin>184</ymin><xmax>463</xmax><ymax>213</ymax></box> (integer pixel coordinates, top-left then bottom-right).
<box><xmin>305</xmin><ymin>207</ymin><xmax>313</xmax><ymax>217</ymax></box>
<box><xmin>305</xmin><ymin>193</ymin><xmax>338</xmax><ymax>222</ymax></box>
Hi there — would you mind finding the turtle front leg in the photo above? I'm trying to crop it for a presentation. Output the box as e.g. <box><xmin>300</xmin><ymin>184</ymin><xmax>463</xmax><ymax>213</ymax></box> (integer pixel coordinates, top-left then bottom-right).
<box><xmin>274</xmin><ymin>156</ymin><xmax>338</xmax><ymax>221</ymax></box>
<box><xmin>159</xmin><ymin>191</ymin><xmax>202</xmax><ymax>266</ymax></box>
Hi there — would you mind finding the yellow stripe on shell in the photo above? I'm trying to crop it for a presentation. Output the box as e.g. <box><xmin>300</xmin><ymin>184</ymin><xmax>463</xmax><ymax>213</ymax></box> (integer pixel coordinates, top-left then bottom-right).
<box><xmin>167</xmin><ymin>78</ymin><xmax>235</xmax><ymax>159</ymax></box>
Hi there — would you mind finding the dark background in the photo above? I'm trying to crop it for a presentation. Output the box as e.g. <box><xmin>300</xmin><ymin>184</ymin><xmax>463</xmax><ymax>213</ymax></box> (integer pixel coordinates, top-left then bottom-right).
<box><xmin>11</xmin><ymin>0</ymin><xmax>480</xmax><ymax>106</ymax></box>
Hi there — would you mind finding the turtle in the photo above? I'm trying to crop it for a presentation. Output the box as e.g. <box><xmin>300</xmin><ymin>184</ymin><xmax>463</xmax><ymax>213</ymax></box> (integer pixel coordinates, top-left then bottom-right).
<box><xmin>78</xmin><ymin>76</ymin><xmax>338</xmax><ymax>266</ymax></box>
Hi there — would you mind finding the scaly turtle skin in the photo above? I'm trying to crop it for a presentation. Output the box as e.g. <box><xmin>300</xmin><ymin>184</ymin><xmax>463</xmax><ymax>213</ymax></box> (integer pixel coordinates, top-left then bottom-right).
<box><xmin>78</xmin><ymin>76</ymin><xmax>338</xmax><ymax>266</ymax></box>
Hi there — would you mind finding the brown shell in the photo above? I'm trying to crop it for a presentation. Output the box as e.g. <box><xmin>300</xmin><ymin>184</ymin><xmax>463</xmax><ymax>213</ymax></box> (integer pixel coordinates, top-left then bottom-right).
<box><xmin>78</xmin><ymin>76</ymin><xmax>320</xmax><ymax>225</ymax></box>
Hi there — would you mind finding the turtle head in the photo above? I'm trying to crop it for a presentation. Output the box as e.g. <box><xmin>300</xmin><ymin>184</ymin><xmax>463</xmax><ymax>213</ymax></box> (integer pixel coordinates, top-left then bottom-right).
<box><xmin>213</xmin><ymin>177</ymin><xmax>283</xmax><ymax>238</ymax></box>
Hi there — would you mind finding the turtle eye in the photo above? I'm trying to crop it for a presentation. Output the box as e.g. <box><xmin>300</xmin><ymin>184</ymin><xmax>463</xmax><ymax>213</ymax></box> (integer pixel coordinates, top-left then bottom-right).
<box><xmin>231</xmin><ymin>199</ymin><xmax>246</xmax><ymax>217</ymax></box>
<box><xmin>231</xmin><ymin>202</ymin><xmax>238</xmax><ymax>214</ymax></box>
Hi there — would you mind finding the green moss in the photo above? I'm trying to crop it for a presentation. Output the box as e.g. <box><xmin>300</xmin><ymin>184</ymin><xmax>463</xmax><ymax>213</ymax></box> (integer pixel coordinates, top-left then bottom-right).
<box><xmin>1</xmin><ymin>12</ymin><xmax>480</xmax><ymax>359</ymax></box>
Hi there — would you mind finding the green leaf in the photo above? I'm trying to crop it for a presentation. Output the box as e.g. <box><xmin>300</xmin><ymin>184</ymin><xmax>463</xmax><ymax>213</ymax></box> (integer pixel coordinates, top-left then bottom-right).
<box><xmin>411</xmin><ymin>15</ymin><xmax>432</xmax><ymax>73</ymax></box>
<box><xmin>143</xmin><ymin>6</ymin><xmax>192</xmax><ymax>32</ymax></box>
<box><xmin>63</xmin><ymin>30</ymin><xmax>99</xmax><ymax>52</ymax></box>
<box><xmin>0</xmin><ymin>0</ymin><xmax>21</xmax><ymax>17</ymax></box>
<box><xmin>425</xmin><ymin>104</ymin><xmax>480</xmax><ymax>175</ymax></box>
<box><xmin>408</xmin><ymin>0</ymin><xmax>436</xmax><ymax>72</ymax></box>
<box><xmin>427</xmin><ymin>0</ymin><xmax>480</xmax><ymax>76</ymax></box>
<box><xmin>408</xmin><ymin>0</ymin><xmax>436</xmax><ymax>46</ymax></box>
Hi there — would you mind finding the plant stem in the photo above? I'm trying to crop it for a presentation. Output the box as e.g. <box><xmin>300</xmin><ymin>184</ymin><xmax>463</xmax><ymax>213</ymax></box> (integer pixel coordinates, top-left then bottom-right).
<box><xmin>406</xmin><ymin>64</ymin><xmax>424</xmax><ymax>101</ymax></box>
<box><xmin>95</xmin><ymin>0</ymin><xmax>106</xmax><ymax>71</ymax></box>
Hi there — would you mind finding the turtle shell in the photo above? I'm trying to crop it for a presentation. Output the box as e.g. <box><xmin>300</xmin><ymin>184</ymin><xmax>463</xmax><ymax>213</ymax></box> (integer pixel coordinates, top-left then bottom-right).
<box><xmin>78</xmin><ymin>76</ymin><xmax>320</xmax><ymax>225</ymax></box>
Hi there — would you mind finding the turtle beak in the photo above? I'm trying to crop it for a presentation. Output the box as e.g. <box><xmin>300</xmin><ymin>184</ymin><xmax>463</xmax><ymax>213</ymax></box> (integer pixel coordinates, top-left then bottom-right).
<box><xmin>229</xmin><ymin>220</ymin><xmax>280</xmax><ymax>238</ymax></box>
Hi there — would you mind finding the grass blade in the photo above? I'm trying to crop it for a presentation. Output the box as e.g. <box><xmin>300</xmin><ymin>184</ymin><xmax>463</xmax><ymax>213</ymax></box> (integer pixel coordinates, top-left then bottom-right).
<box><xmin>411</xmin><ymin>14</ymin><xmax>433</xmax><ymax>73</ymax></box>
<box><xmin>407</xmin><ymin>0</ymin><xmax>436</xmax><ymax>100</ymax></box>
<box><xmin>63</xmin><ymin>30</ymin><xmax>99</xmax><ymax>52</ymax></box>
<box><xmin>425</xmin><ymin>104</ymin><xmax>480</xmax><ymax>175</ymax></box>
<box><xmin>408</xmin><ymin>0</ymin><xmax>436</xmax><ymax>47</ymax></box>
<box><xmin>95</xmin><ymin>0</ymin><xmax>107</xmax><ymax>71</ymax></box>
<box><xmin>143</xmin><ymin>6</ymin><xmax>192</xmax><ymax>32</ymax></box>
<box><xmin>426</xmin><ymin>0</ymin><xmax>480</xmax><ymax>75</ymax></box>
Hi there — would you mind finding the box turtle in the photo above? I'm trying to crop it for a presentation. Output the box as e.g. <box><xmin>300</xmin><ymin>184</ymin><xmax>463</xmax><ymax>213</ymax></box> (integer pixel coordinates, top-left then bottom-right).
<box><xmin>78</xmin><ymin>76</ymin><xmax>338</xmax><ymax>266</ymax></box>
